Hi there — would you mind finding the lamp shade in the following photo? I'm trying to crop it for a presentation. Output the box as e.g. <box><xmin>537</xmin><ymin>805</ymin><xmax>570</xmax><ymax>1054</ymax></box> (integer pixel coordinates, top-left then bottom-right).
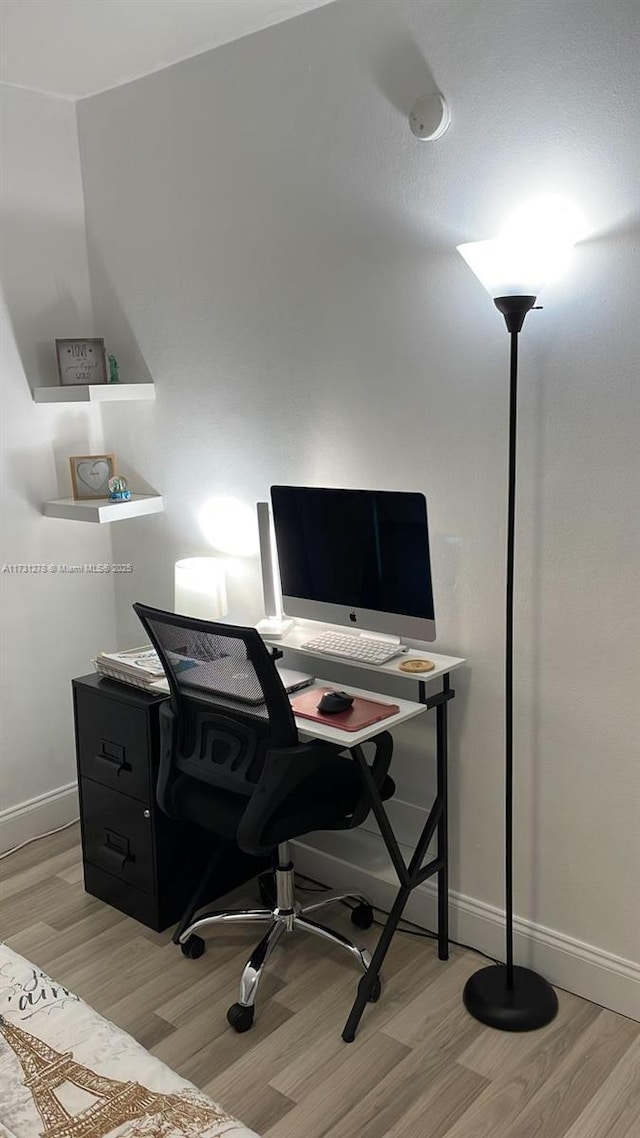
<box><xmin>457</xmin><ymin>237</ymin><xmax>572</xmax><ymax>299</ymax></box>
<box><xmin>457</xmin><ymin>193</ymin><xmax>585</xmax><ymax>299</ymax></box>
<box><xmin>174</xmin><ymin>557</ymin><xmax>227</xmax><ymax>620</ymax></box>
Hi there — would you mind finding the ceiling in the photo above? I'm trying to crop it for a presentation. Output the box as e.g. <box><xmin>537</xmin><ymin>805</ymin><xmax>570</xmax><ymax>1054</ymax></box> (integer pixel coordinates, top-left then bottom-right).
<box><xmin>0</xmin><ymin>0</ymin><xmax>337</xmax><ymax>100</ymax></box>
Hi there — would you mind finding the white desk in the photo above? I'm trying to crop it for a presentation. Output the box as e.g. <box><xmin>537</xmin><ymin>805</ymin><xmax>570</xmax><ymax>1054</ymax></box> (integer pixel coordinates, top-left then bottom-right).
<box><xmin>264</xmin><ymin>624</ymin><xmax>465</xmax><ymax>1042</ymax></box>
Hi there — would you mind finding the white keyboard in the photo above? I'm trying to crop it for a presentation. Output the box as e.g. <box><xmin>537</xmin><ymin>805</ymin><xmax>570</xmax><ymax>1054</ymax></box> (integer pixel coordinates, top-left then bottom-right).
<box><xmin>300</xmin><ymin>630</ymin><xmax>406</xmax><ymax>666</ymax></box>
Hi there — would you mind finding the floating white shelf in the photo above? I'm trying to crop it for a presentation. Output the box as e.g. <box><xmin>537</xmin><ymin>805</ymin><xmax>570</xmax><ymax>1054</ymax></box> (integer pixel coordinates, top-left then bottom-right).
<box><xmin>43</xmin><ymin>494</ymin><xmax>164</xmax><ymax>523</ymax></box>
<box><xmin>33</xmin><ymin>384</ymin><xmax>155</xmax><ymax>403</ymax></box>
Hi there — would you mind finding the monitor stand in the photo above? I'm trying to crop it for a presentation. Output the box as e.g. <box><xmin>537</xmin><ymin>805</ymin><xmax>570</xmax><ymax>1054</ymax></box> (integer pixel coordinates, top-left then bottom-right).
<box><xmin>256</xmin><ymin>615</ymin><xmax>294</xmax><ymax>639</ymax></box>
<box><xmin>256</xmin><ymin>501</ymin><xmax>293</xmax><ymax>639</ymax></box>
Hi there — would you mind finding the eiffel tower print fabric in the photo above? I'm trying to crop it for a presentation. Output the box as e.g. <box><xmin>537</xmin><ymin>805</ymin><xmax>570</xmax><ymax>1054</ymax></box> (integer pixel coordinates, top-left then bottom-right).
<box><xmin>0</xmin><ymin>944</ymin><xmax>260</xmax><ymax>1138</ymax></box>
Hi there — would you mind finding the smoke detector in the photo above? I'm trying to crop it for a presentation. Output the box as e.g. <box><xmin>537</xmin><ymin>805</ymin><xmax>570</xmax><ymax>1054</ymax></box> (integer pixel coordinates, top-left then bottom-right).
<box><xmin>409</xmin><ymin>93</ymin><xmax>451</xmax><ymax>141</ymax></box>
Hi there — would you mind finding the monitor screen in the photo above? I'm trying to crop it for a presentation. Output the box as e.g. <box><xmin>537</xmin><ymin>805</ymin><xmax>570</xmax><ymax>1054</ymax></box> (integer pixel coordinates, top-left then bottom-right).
<box><xmin>270</xmin><ymin>486</ymin><xmax>436</xmax><ymax>642</ymax></box>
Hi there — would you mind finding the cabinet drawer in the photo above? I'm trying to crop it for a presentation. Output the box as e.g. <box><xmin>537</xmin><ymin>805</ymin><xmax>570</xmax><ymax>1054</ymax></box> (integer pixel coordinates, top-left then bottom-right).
<box><xmin>75</xmin><ymin>688</ymin><xmax>151</xmax><ymax>801</ymax></box>
<box><xmin>81</xmin><ymin>779</ymin><xmax>154</xmax><ymax>896</ymax></box>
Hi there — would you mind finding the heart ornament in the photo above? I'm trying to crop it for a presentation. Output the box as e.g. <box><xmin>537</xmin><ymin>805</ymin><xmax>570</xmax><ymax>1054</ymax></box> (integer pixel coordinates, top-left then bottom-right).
<box><xmin>77</xmin><ymin>460</ymin><xmax>110</xmax><ymax>493</ymax></box>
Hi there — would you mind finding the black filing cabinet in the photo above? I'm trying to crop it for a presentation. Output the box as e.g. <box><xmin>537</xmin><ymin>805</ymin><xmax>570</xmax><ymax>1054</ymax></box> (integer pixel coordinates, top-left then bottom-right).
<box><xmin>72</xmin><ymin>674</ymin><xmax>262</xmax><ymax>931</ymax></box>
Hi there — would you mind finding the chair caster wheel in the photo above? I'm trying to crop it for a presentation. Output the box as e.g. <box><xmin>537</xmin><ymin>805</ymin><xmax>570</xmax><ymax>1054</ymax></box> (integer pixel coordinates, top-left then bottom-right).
<box><xmin>350</xmin><ymin>902</ymin><xmax>374</xmax><ymax>929</ymax></box>
<box><xmin>359</xmin><ymin>975</ymin><xmax>381</xmax><ymax>1003</ymax></box>
<box><xmin>180</xmin><ymin>935</ymin><xmax>205</xmax><ymax>959</ymax></box>
<box><xmin>227</xmin><ymin>1003</ymin><xmax>255</xmax><ymax>1033</ymax></box>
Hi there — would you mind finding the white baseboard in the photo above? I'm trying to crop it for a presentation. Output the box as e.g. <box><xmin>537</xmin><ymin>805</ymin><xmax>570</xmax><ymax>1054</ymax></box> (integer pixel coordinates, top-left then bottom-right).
<box><xmin>0</xmin><ymin>783</ymin><xmax>79</xmax><ymax>855</ymax></box>
<box><xmin>293</xmin><ymin>830</ymin><xmax>640</xmax><ymax>1022</ymax></box>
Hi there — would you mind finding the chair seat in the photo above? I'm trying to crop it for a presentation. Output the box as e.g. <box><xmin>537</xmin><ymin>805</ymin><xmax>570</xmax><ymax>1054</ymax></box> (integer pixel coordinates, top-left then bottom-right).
<box><xmin>171</xmin><ymin>754</ymin><xmax>395</xmax><ymax>849</ymax></box>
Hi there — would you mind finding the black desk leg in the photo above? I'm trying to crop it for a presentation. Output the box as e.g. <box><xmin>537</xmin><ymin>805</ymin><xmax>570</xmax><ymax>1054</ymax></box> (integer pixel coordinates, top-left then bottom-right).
<box><xmin>342</xmin><ymin>882</ymin><xmax>411</xmax><ymax>1043</ymax></box>
<box><xmin>341</xmin><ymin>744</ymin><xmax>442</xmax><ymax>1043</ymax></box>
<box><xmin>436</xmin><ymin>688</ymin><xmax>449</xmax><ymax>961</ymax></box>
<box><xmin>341</xmin><ymin>677</ymin><xmax>453</xmax><ymax>1042</ymax></box>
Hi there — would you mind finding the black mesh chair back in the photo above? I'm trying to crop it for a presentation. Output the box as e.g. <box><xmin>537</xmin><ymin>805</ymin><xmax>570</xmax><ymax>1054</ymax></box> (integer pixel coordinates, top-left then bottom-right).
<box><xmin>133</xmin><ymin>603</ymin><xmax>297</xmax><ymax>802</ymax></box>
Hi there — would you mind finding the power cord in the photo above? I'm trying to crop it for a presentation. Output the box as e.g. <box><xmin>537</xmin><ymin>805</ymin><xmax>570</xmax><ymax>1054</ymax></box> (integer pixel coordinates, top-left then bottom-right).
<box><xmin>0</xmin><ymin>818</ymin><xmax>79</xmax><ymax>862</ymax></box>
<box><xmin>294</xmin><ymin>875</ymin><xmax>333</xmax><ymax>894</ymax></box>
<box><xmin>295</xmin><ymin>870</ymin><xmax>499</xmax><ymax>965</ymax></box>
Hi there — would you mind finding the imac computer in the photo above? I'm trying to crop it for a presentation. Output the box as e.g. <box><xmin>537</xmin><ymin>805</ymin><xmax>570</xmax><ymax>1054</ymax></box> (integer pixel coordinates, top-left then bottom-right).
<box><xmin>270</xmin><ymin>486</ymin><xmax>436</xmax><ymax>644</ymax></box>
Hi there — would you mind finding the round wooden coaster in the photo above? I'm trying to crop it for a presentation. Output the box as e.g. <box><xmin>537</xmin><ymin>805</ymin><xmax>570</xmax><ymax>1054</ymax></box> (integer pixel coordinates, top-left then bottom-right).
<box><xmin>398</xmin><ymin>658</ymin><xmax>436</xmax><ymax>673</ymax></box>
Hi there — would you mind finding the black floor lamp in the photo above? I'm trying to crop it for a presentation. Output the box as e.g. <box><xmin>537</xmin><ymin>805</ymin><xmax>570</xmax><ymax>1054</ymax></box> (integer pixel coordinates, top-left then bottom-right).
<box><xmin>456</xmin><ymin>234</ymin><xmax>563</xmax><ymax>1031</ymax></box>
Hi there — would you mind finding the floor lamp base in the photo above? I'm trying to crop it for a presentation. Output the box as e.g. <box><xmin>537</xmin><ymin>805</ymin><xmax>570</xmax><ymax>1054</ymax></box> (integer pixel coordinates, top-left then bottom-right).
<box><xmin>463</xmin><ymin>964</ymin><xmax>559</xmax><ymax>1031</ymax></box>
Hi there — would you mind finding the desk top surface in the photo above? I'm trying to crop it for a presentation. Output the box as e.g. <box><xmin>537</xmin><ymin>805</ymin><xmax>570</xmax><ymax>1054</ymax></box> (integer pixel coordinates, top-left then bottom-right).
<box><xmin>79</xmin><ymin>671</ymin><xmax>429</xmax><ymax>748</ymax></box>
<box><xmin>79</xmin><ymin>616</ymin><xmax>464</xmax><ymax>748</ymax></box>
<box><xmin>264</xmin><ymin>624</ymin><xmax>465</xmax><ymax>688</ymax></box>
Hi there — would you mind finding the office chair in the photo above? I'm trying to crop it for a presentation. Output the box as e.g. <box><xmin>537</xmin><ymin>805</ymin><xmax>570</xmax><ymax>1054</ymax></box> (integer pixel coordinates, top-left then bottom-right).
<box><xmin>133</xmin><ymin>603</ymin><xmax>395</xmax><ymax>1033</ymax></box>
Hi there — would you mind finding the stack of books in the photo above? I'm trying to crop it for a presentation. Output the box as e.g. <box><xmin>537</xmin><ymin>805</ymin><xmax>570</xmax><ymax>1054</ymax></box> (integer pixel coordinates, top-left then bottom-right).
<box><xmin>94</xmin><ymin>645</ymin><xmax>169</xmax><ymax>692</ymax></box>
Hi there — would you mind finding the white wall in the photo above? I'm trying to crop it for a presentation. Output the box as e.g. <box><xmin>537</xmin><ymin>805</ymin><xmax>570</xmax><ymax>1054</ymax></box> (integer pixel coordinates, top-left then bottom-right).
<box><xmin>0</xmin><ymin>85</ymin><xmax>117</xmax><ymax>839</ymax></box>
<box><xmin>75</xmin><ymin>0</ymin><xmax>639</xmax><ymax>1008</ymax></box>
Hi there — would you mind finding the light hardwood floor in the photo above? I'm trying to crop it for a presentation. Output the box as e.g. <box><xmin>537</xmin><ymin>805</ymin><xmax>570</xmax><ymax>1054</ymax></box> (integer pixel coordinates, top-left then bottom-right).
<box><xmin>2</xmin><ymin>825</ymin><xmax>638</xmax><ymax>1137</ymax></box>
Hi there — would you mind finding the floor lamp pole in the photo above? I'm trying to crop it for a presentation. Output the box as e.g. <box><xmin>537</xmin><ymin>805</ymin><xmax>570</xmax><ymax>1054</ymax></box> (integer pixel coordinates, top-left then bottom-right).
<box><xmin>505</xmin><ymin>322</ymin><xmax>518</xmax><ymax>989</ymax></box>
<box><xmin>462</xmin><ymin>294</ymin><xmax>559</xmax><ymax>1030</ymax></box>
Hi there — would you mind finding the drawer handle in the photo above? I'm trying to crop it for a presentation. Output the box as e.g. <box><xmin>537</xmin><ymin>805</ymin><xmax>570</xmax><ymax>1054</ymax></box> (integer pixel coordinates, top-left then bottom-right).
<box><xmin>102</xmin><ymin>828</ymin><xmax>135</xmax><ymax>870</ymax></box>
<box><xmin>97</xmin><ymin>739</ymin><xmax>130</xmax><ymax>776</ymax></box>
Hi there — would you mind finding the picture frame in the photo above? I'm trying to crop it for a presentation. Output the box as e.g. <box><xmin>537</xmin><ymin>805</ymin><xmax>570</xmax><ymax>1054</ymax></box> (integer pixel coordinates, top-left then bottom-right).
<box><xmin>56</xmin><ymin>338</ymin><xmax>108</xmax><ymax>386</ymax></box>
<box><xmin>69</xmin><ymin>454</ymin><xmax>116</xmax><ymax>500</ymax></box>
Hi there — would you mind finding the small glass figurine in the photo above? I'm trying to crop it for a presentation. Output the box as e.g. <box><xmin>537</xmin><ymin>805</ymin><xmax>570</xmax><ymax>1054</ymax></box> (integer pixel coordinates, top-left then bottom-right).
<box><xmin>108</xmin><ymin>475</ymin><xmax>131</xmax><ymax>502</ymax></box>
<box><xmin>108</xmin><ymin>353</ymin><xmax>120</xmax><ymax>383</ymax></box>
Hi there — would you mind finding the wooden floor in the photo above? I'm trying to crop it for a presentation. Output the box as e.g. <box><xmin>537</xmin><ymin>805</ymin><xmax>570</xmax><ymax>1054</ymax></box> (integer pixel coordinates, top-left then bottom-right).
<box><xmin>2</xmin><ymin>825</ymin><xmax>639</xmax><ymax>1138</ymax></box>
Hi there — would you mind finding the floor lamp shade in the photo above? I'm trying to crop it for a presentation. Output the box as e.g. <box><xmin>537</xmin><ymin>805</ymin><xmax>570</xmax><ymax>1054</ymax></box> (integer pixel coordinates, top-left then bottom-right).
<box><xmin>174</xmin><ymin>557</ymin><xmax>227</xmax><ymax>620</ymax></box>
<box><xmin>454</xmin><ymin>225</ymin><xmax>579</xmax><ymax>1031</ymax></box>
<box><xmin>457</xmin><ymin>238</ymin><xmax>569</xmax><ymax>300</ymax></box>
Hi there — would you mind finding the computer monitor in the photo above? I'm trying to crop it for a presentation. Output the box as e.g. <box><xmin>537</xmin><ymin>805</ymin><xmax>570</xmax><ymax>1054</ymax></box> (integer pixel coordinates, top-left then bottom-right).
<box><xmin>270</xmin><ymin>486</ymin><xmax>436</xmax><ymax>642</ymax></box>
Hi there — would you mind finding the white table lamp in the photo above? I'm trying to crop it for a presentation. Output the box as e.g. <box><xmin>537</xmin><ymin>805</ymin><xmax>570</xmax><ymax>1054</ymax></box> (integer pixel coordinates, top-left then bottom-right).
<box><xmin>174</xmin><ymin>557</ymin><xmax>227</xmax><ymax>620</ymax></box>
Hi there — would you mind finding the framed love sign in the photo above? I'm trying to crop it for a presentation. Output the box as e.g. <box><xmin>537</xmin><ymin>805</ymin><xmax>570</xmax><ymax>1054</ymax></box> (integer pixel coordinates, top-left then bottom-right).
<box><xmin>56</xmin><ymin>338</ymin><xmax>108</xmax><ymax>386</ymax></box>
<box><xmin>69</xmin><ymin>454</ymin><xmax>116</xmax><ymax>500</ymax></box>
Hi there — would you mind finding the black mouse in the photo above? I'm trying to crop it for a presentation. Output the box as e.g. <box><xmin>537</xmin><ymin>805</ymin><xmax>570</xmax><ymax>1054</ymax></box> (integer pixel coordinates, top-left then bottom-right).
<box><xmin>317</xmin><ymin>689</ymin><xmax>354</xmax><ymax>714</ymax></box>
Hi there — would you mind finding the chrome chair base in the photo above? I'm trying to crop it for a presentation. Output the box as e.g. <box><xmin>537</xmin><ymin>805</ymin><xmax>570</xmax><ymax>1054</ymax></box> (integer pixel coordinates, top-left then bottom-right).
<box><xmin>178</xmin><ymin>843</ymin><xmax>375</xmax><ymax>1025</ymax></box>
